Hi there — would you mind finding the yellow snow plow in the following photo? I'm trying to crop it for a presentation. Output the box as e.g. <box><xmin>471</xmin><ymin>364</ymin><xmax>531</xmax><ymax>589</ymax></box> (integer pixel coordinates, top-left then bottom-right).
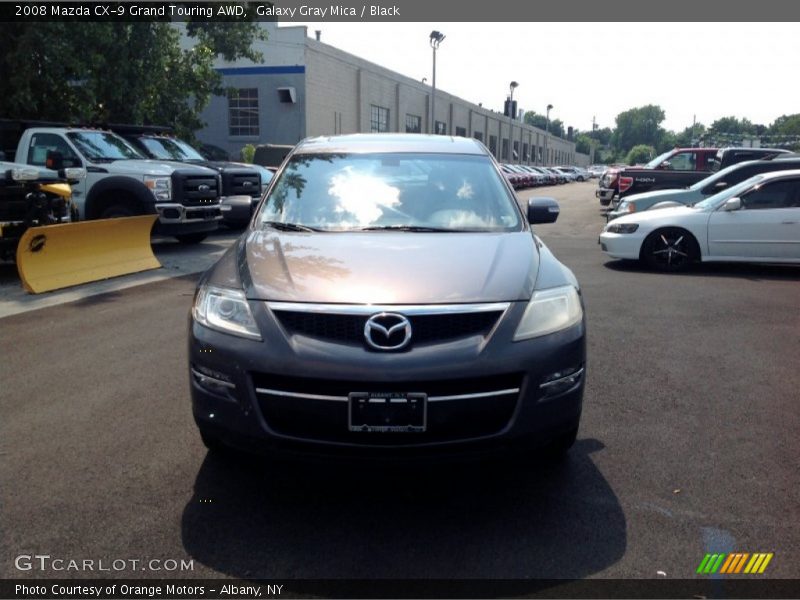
<box><xmin>16</xmin><ymin>213</ymin><xmax>161</xmax><ymax>294</ymax></box>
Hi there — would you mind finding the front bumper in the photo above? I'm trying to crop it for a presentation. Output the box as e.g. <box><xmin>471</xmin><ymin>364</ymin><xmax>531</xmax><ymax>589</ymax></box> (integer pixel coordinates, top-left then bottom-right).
<box><xmin>598</xmin><ymin>231</ymin><xmax>643</xmax><ymax>260</ymax></box>
<box><xmin>220</xmin><ymin>195</ymin><xmax>257</xmax><ymax>225</ymax></box>
<box><xmin>595</xmin><ymin>188</ymin><xmax>615</xmax><ymax>205</ymax></box>
<box><xmin>153</xmin><ymin>202</ymin><xmax>222</xmax><ymax>236</ymax></box>
<box><xmin>188</xmin><ymin>302</ymin><xmax>586</xmax><ymax>458</ymax></box>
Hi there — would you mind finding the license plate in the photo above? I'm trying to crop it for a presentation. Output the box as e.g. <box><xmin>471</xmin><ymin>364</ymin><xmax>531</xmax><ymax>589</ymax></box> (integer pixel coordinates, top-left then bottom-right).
<box><xmin>348</xmin><ymin>392</ymin><xmax>426</xmax><ymax>433</ymax></box>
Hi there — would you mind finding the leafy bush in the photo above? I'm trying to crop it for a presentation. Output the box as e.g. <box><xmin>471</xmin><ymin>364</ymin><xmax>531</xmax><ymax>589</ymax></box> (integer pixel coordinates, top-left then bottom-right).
<box><xmin>240</xmin><ymin>144</ymin><xmax>256</xmax><ymax>164</ymax></box>
<box><xmin>625</xmin><ymin>144</ymin><xmax>656</xmax><ymax>166</ymax></box>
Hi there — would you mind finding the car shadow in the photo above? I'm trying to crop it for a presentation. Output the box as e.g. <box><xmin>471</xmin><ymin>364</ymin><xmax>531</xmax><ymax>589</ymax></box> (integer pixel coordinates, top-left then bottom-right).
<box><xmin>603</xmin><ymin>259</ymin><xmax>800</xmax><ymax>282</ymax></box>
<box><xmin>181</xmin><ymin>438</ymin><xmax>626</xmax><ymax>587</ymax></box>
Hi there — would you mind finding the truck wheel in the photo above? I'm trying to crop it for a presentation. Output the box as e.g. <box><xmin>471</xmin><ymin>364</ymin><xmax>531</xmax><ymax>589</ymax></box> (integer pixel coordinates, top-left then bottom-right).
<box><xmin>100</xmin><ymin>203</ymin><xmax>136</xmax><ymax>219</ymax></box>
<box><xmin>641</xmin><ymin>227</ymin><xmax>699</xmax><ymax>272</ymax></box>
<box><xmin>175</xmin><ymin>233</ymin><xmax>208</xmax><ymax>244</ymax></box>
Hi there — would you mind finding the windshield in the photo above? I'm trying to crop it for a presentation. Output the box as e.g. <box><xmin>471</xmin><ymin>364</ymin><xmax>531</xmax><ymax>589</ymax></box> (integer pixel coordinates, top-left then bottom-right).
<box><xmin>643</xmin><ymin>150</ymin><xmax>675</xmax><ymax>169</ymax></box>
<box><xmin>258</xmin><ymin>152</ymin><xmax>522</xmax><ymax>232</ymax></box>
<box><xmin>693</xmin><ymin>174</ymin><xmax>765</xmax><ymax>210</ymax></box>
<box><xmin>66</xmin><ymin>131</ymin><xmax>144</xmax><ymax>161</ymax></box>
<box><xmin>139</xmin><ymin>137</ymin><xmax>206</xmax><ymax>161</ymax></box>
<box><xmin>688</xmin><ymin>161</ymin><xmax>752</xmax><ymax>191</ymax></box>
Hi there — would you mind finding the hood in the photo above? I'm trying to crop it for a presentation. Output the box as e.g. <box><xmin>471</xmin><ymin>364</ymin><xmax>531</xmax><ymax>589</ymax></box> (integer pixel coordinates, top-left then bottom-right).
<box><xmin>241</xmin><ymin>230</ymin><xmax>538</xmax><ymax>304</ymax></box>
<box><xmin>611</xmin><ymin>205</ymin><xmax>701</xmax><ymax>226</ymax></box>
<box><xmin>623</xmin><ymin>188</ymin><xmax>697</xmax><ymax>205</ymax></box>
<box><xmin>104</xmin><ymin>159</ymin><xmax>216</xmax><ymax>177</ymax></box>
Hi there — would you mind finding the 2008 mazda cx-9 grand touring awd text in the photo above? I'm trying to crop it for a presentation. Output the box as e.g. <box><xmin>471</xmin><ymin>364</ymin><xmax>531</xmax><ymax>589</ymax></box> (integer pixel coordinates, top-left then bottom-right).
<box><xmin>188</xmin><ymin>134</ymin><xmax>586</xmax><ymax>459</ymax></box>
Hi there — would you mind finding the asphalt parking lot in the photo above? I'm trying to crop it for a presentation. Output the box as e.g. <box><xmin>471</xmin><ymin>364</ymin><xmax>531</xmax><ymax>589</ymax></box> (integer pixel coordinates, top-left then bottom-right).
<box><xmin>1</xmin><ymin>182</ymin><xmax>799</xmax><ymax>588</ymax></box>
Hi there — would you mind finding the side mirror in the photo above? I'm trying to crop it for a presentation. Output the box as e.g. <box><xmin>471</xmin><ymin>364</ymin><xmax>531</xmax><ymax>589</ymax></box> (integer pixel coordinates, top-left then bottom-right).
<box><xmin>659</xmin><ymin>161</ymin><xmax>671</xmax><ymax>170</ymax></box>
<box><xmin>45</xmin><ymin>151</ymin><xmax>64</xmax><ymax>171</ymax></box>
<box><xmin>527</xmin><ymin>197</ymin><xmax>560</xmax><ymax>224</ymax></box>
<box><xmin>713</xmin><ymin>181</ymin><xmax>728</xmax><ymax>191</ymax></box>
<box><xmin>723</xmin><ymin>197</ymin><xmax>742</xmax><ymax>211</ymax></box>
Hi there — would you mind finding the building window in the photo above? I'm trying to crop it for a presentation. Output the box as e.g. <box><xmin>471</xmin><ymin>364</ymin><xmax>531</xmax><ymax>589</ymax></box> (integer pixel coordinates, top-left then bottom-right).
<box><xmin>371</xmin><ymin>105</ymin><xmax>390</xmax><ymax>133</ymax></box>
<box><xmin>455</xmin><ymin>126</ymin><xmax>467</xmax><ymax>137</ymax></box>
<box><xmin>435</xmin><ymin>121</ymin><xmax>447</xmax><ymax>135</ymax></box>
<box><xmin>474</xmin><ymin>131</ymin><xmax>483</xmax><ymax>142</ymax></box>
<box><xmin>501</xmin><ymin>138</ymin><xmax>509</xmax><ymax>161</ymax></box>
<box><xmin>228</xmin><ymin>88</ymin><xmax>260</xmax><ymax>137</ymax></box>
<box><xmin>405</xmin><ymin>114</ymin><xmax>421</xmax><ymax>133</ymax></box>
<box><xmin>513</xmin><ymin>141</ymin><xmax>520</xmax><ymax>161</ymax></box>
<box><xmin>489</xmin><ymin>135</ymin><xmax>497</xmax><ymax>156</ymax></box>
<box><xmin>523</xmin><ymin>143</ymin><xmax>529</xmax><ymax>162</ymax></box>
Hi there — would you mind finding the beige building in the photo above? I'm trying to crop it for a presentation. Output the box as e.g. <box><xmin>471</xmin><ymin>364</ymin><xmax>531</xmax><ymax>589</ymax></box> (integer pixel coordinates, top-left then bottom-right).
<box><xmin>189</xmin><ymin>23</ymin><xmax>578</xmax><ymax>166</ymax></box>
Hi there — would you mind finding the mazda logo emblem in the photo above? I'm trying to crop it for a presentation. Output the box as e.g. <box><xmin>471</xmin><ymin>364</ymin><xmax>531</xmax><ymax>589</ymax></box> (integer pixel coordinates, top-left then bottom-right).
<box><xmin>198</xmin><ymin>184</ymin><xmax>210</xmax><ymax>192</ymax></box>
<box><xmin>364</xmin><ymin>313</ymin><xmax>412</xmax><ymax>351</ymax></box>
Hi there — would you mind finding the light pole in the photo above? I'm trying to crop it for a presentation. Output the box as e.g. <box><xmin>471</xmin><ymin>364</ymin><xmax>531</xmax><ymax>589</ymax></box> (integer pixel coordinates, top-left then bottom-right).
<box><xmin>429</xmin><ymin>30</ymin><xmax>445</xmax><ymax>134</ymax></box>
<box><xmin>545</xmin><ymin>103</ymin><xmax>553</xmax><ymax>165</ymax></box>
<box><xmin>509</xmin><ymin>81</ymin><xmax>518</xmax><ymax>162</ymax></box>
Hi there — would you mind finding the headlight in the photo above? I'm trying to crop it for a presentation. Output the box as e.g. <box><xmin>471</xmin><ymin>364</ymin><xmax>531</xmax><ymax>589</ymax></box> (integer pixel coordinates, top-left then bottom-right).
<box><xmin>192</xmin><ymin>284</ymin><xmax>261</xmax><ymax>340</ymax></box>
<box><xmin>10</xmin><ymin>167</ymin><xmax>40</xmax><ymax>181</ymax></box>
<box><xmin>513</xmin><ymin>285</ymin><xmax>583</xmax><ymax>341</ymax></box>
<box><xmin>63</xmin><ymin>168</ymin><xmax>86</xmax><ymax>180</ymax></box>
<box><xmin>144</xmin><ymin>176</ymin><xmax>172</xmax><ymax>202</ymax></box>
<box><xmin>605</xmin><ymin>223</ymin><xmax>640</xmax><ymax>234</ymax></box>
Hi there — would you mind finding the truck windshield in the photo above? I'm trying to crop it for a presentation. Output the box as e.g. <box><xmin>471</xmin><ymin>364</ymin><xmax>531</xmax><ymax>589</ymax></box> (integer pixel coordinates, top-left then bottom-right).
<box><xmin>139</xmin><ymin>137</ymin><xmax>206</xmax><ymax>161</ymax></box>
<box><xmin>66</xmin><ymin>132</ymin><xmax>144</xmax><ymax>162</ymax></box>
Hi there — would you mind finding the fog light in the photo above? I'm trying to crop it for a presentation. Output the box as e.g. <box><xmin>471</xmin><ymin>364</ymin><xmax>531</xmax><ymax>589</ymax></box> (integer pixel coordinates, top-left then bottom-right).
<box><xmin>540</xmin><ymin>365</ymin><xmax>584</xmax><ymax>400</ymax></box>
<box><xmin>192</xmin><ymin>364</ymin><xmax>236</xmax><ymax>397</ymax></box>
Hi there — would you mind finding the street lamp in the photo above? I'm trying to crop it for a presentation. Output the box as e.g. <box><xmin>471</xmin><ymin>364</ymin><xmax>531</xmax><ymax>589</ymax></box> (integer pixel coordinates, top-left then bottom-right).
<box><xmin>429</xmin><ymin>30</ymin><xmax>445</xmax><ymax>134</ymax></box>
<box><xmin>545</xmin><ymin>103</ymin><xmax>553</xmax><ymax>165</ymax></box>
<box><xmin>509</xmin><ymin>81</ymin><xmax>519</xmax><ymax>162</ymax></box>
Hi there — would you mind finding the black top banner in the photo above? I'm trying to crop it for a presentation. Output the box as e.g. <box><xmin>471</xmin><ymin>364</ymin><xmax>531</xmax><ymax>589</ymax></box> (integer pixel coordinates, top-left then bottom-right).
<box><xmin>1</xmin><ymin>0</ymin><xmax>799</xmax><ymax>22</ymax></box>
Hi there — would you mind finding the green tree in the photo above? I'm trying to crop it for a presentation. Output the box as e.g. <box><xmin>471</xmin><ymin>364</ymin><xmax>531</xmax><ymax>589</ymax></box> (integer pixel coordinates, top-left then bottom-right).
<box><xmin>769</xmin><ymin>114</ymin><xmax>800</xmax><ymax>136</ymax></box>
<box><xmin>575</xmin><ymin>134</ymin><xmax>592</xmax><ymax>155</ymax></box>
<box><xmin>625</xmin><ymin>144</ymin><xmax>656</xmax><ymax>165</ymax></box>
<box><xmin>523</xmin><ymin>111</ymin><xmax>564</xmax><ymax>138</ymax></box>
<box><xmin>709</xmin><ymin>116</ymin><xmax>756</xmax><ymax>136</ymax></box>
<box><xmin>611</xmin><ymin>105</ymin><xmax>666</xmax><ymax>156</ymax></box>
<box><xmin>0</xmin><ymin>22</ymin><xmax>266</xmax><ymax>138</ymax></box>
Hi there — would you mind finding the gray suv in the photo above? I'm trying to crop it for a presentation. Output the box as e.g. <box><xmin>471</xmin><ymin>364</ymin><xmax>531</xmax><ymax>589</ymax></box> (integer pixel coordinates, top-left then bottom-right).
<box><xmin>188</xmin><ymin>134</ymin><xmax>586</xmax><ymax>459</ymax></box>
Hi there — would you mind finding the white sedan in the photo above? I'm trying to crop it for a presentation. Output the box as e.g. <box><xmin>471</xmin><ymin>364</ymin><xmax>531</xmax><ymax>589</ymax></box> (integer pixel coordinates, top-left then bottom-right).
<box><xmin>599</xmin><ymin>170</ymin><xmax>800</xmax><ymax>271</ymax></box>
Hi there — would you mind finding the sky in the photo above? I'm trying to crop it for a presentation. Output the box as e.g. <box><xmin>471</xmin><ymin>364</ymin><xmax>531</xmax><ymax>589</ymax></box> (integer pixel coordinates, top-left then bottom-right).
<box><xmin>282</xmin><ymin>22</ymin><xmax>800</xmax><ymax>134</ymax></box>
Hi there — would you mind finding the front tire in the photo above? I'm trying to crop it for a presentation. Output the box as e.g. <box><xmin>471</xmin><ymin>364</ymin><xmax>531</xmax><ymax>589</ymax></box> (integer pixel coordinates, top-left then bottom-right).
<box><xmin>100</xmin><ymin>204</ymin><xmax>136</xmax><ymax>219</ymax></box>
<box><xmin>175</xmin><ymin>233</ymin><xmax>208</xmax><ymax>244</ymax></box>
<box><xmin>641</xmin><ymin>227</ymin><xmax>699</xmax><ymax>272</ymax></box>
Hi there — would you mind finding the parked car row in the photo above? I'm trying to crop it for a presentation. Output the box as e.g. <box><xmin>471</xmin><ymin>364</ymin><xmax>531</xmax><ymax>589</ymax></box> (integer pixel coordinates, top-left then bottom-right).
<box><xmin>596</xmin><ymin>147</ymin><xmax>790</xmax><ymax>207</ymax></box>
<box><xmin>500</xmin><ymin>164</ymin><xmax>588</xmax><ymax>189</ymax></box>
<box><xmin>599</xmin><ymin>154</ymin><xmax>800</xmax><ymax>271</ymax></box>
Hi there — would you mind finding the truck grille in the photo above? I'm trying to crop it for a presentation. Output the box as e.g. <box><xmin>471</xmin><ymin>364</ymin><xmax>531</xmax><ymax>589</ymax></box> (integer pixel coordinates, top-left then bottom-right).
<box><xmin>252</xmin><ymin>372</ymin><xmax>523</xmax><ymax>445</ymax></box>
<box><xmin>272</xmin><ymin>309</ymin><xmax>504</xmax><ymax>347</ymax></box>
<box><xmin>221</xmin><ymin>170</ymin><xmax>261</xmax><ymax>198</ymax></box>
<box><xmin>172</xmin><ymin>172</ymin><xmax>219</xmax><ymax>206</ymax></box>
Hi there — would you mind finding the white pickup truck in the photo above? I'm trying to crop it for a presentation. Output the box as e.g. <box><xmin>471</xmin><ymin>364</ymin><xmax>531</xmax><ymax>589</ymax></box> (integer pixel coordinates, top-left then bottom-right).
<box><xmin>4</xmin><ymin>124</ymin><xmax>223</xmax><ymax>243</ymax></box>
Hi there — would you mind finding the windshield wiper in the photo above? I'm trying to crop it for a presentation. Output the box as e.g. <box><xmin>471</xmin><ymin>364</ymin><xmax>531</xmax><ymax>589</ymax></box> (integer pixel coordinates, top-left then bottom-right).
<box><xmin>357</xmin><ymin>225</ymin><xmax>459</xmax><ymax>232</ymax></box>
<box><xmin>261</xmin><ymin>221</ymin><xmax>319</xmax><ymax>232</ymax></box>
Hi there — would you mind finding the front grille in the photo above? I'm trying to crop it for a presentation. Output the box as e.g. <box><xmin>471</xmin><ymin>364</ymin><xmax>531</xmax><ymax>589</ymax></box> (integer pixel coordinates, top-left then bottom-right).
<box><xmin>252</xmin><ymin>372</ymin><xmax>523</xmax><ymax>445</ymax></box>
<box><xmin>173</xmin><ymin>173</ymin><xmax>219</xmax><ymax>206</ymax></box>
<box><xmin>273</xmin><ymin>310</ymin><xmax>503</xmax><ymax>347</ymax></box>
<box><xmin>222</xmin><ymin>170</ymin><xmax>261</xmax><ymax>198</ymax></box>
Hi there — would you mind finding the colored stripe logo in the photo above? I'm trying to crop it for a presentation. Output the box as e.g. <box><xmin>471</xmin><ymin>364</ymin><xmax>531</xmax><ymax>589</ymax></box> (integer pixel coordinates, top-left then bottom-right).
<box><xmin>697</xmin><ymin>553</ymin><xmax>773</xmax><ymax>574</ymax></box>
